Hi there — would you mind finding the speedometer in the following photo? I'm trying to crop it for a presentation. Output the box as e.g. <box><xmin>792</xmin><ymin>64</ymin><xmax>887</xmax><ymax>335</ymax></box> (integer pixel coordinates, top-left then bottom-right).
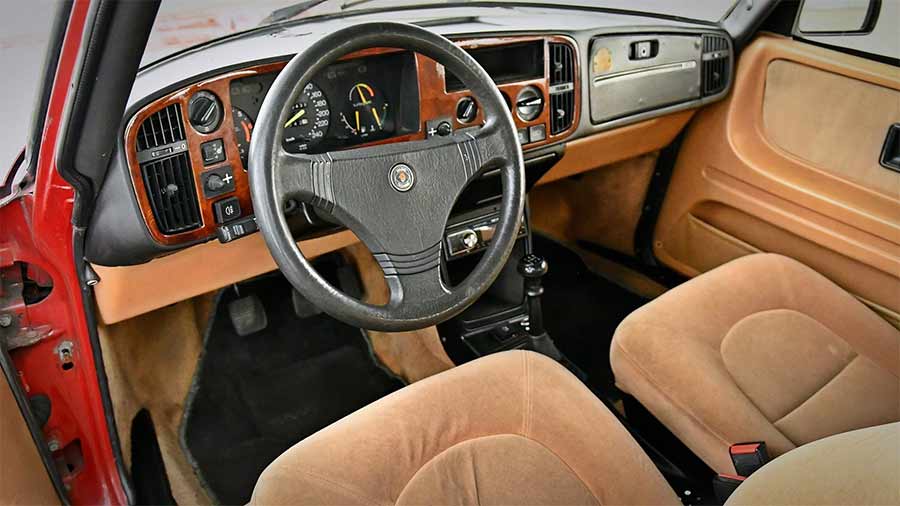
<box><xmin>282</xmin><ymin>82</ymin><xmax>330</xmax><ymax>153</ymax></box>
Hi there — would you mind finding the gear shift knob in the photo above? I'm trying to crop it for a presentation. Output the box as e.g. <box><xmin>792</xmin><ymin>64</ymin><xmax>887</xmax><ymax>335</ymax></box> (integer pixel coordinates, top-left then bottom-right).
<box><xmin>518</xmin><ymin>254</ymin><xmax>549</xmax><ymax>279</ymax></box>
<box><xmin>519</xmin><ymin>254</ymin><xmax>548</xmax><ymax>300</ymax></box>
<box><xmin>516</xmin><ymin>253</ymin><xmax>561</xmax><ymax>360</ymax></box>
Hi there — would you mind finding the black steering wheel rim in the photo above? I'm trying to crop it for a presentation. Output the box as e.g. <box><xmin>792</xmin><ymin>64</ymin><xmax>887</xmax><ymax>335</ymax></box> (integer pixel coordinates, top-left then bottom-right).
<box><xmin>249</xmin><ymin>22</ymin><xmax>524</xmax><ymax>332</ymax></box>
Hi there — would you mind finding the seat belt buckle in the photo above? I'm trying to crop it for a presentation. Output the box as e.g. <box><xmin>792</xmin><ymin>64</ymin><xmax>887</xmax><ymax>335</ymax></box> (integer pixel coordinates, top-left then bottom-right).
<box><xmin>729</xmin><ymin>441</ymin><xmax>769</xmax><ymax>477</ymax></box>
<box><xmin>712</xmin><ymin>474</ymin><xmax>745</xmax><ymax>503</ymax></box>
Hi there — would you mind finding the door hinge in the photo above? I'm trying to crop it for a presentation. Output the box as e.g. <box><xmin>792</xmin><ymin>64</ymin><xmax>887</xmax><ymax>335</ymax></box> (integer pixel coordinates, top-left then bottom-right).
<box><xmin>0</xmin><ymin>255</ymin><xmax>56</xmax><ymax>349</ymax></box>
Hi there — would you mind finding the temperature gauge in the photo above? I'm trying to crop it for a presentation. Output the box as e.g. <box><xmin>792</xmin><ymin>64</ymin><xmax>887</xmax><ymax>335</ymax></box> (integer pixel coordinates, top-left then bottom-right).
<box><xmin>341</xmin><ymin>82</ymin><xmax>388</xmax><ymax>138</ymax></box>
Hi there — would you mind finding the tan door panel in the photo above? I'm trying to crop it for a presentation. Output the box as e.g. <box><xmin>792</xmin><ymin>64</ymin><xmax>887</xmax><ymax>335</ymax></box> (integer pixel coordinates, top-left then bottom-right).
<box><xmin>763</xmin><ymin>60</ymin><xmax>900</xmax><ymax>198</ymax></box>
<box><xmin>0</xmin><ymin>376</ymin><xmax>60</xmax><ymax>505</ymax></box>
<box><xmin>654</xmin><ymin>34</ymin><xmax>900</xmax><ymax>314</ymax></box>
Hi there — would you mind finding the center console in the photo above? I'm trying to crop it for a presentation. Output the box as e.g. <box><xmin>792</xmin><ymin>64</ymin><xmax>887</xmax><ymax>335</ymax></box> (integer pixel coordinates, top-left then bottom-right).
<box><xmin>437</xmin><ymin>169</ymin><xmax>541</xmax><ymax>363</ymax></box>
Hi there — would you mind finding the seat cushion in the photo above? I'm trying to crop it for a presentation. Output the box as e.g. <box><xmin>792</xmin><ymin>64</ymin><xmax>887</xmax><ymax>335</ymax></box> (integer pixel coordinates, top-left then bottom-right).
<box><xmin>610</xmin><ymin>253</ymin><xmax>900</xmax><ymax>474</ymax></box>
<box><xmin>251</xmin><ymin>350</ymin><xmax>679</xmax><ymax>506</ymax></box>
<box><xmin>726</xmin><ymin>422</ymin><xmax>900</xmax><ymax>506</ymax></box>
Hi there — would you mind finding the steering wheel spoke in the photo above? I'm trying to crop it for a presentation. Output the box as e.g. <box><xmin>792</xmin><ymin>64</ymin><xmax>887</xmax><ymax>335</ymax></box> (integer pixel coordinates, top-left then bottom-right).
<box><xmin>374</xmin><ymin>243</ymin><xmax>449</xmax><ymax>310</ymax></box>
<box><xmin>275</xmin><ymin>150</ymin><xmax>340</xmax><ymax>213</ymax></box>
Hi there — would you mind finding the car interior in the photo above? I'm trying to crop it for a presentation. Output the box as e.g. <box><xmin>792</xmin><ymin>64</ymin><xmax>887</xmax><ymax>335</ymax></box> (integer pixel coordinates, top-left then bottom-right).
<box><xmin>3</xmin><ymin>0</ymin><xmax>898</xmax><ymax>505</ymax></box>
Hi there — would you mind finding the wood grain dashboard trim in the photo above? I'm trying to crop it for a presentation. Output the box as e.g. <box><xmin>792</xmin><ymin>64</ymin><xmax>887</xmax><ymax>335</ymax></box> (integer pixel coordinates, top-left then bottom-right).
<box><xmin>124</xmin><ymin>35</ymin><xmax>580</xmax><ymax>247</ymax></box>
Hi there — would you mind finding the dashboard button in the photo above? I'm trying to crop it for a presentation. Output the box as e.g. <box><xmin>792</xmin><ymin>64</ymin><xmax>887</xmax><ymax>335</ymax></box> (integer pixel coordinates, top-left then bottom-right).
<box><xmin>517</xmin><ymin>128</ymin><xmax>530</xmax><ymax>145</ymax></box>
<box><xmin>213</xmin><ymin>197</ymin><xmax>241</xmax><ymax>223</ymax></box>
<box><xmin>529</xmin><ymin>124</ymin><xmax>546</xmax><ymax>143</ymax></box>
<box><xmin>201</xmin><ymin>139</ymin><xmax>226</xmax><ymax>166</ymax></box>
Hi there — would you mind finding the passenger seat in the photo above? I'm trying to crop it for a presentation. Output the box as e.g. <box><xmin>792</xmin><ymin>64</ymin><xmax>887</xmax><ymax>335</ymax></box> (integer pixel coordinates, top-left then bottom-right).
<box><xmin>610</xmin><ymin>253</ymin><xmax>900</xmax><ymax>474</ymax></box>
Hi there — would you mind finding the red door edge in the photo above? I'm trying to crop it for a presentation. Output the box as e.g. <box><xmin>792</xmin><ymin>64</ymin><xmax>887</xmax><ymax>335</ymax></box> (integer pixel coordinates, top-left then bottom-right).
<box><xmin>1</xmin><ymin>0</ymin><xmax>129</xmax><ymax>504</ymax></box>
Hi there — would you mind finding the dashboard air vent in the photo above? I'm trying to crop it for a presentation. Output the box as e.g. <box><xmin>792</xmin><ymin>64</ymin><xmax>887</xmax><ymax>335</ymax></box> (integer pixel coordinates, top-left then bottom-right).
<box><xmin>136</xmin><ymin>103</ymin><xmax>186</xmax><ymax>152</ymax></box>
<box><xmin>701</xmin><ymin>34</ymin><xmax>730</xmax><ymax>96</ymax></box>
<box><xmin>140</xmin><ymin>152</ymin><xmax>202</xmax><ymax>235</ymax></box>
<box><xmin>549</xmin><ymin>42</ymin><xmax>575</xmax><ymax>135</ymax></box>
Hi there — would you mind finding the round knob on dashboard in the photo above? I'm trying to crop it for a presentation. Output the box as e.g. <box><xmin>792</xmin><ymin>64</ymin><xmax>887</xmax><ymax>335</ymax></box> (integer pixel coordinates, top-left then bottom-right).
<box><xmin>205</xmin><ymin>174</ymin><xmax>226</xmax><ymax>192</ymax></box>
<box><xmin>456</xmin><ymin>96</ymin><xmax>478</xmax><ymax>124</ymax></box>
<box><xmin>188</xmin><ymin>90</ymin><xmax>223</xmax><ymax>134</ymax></box>
<box><xmin>436</xmin><ymin>121</ymin><xmax>452</xmax><ymax>136</ymax></box>
<box><xmin>515</xmin><ymin>86</ymin><xmax>543</xmax><ymax>122</ymax></box>
<box><xmin>461</xmin><ymin>230</ymin><xmax>478</xmax><ymax>250</ymax></box>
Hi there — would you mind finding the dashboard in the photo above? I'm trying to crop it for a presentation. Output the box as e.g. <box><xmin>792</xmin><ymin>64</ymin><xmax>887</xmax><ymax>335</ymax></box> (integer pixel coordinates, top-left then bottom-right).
<box><xmin>87</xmin><ymin>5</ymin><xmax>734</xmax><ymax>269</ymax></box>
<box><xmin>119</xmin><ymin>35</ymin><xmax>581</xmax><ymax>250</ymax></box>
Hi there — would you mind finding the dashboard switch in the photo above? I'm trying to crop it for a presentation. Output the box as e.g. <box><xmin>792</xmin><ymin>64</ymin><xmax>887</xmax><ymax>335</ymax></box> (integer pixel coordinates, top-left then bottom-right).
<box><xmin>213</xmin><ymin>197</ymin><xmax>241</xmax><ymax>223</ymax></box>
<box><xmin>201</xmin><ymin>139</ymin><xmax>226</xmax><ymax>166</ymax></box>
<box><xmin>436</xmin><ymin>121</ymin><xmax>452</xmax><ymax>136</ymax></box>
<box><xmin>216</xmin><ymin>215</ymin><xmax>258</xmax><ymax>243</ymax></box>
<box><xmin>201</xmin><ymin>165</ymin><xmax>235</xmax><ymax>198</ymax></box>
<box><xmin>517</xmin><ymin>128</ymin><xmax>530</xmax><ymax>145</ymax></box>
<box><xmin>529</xmin><ymin>124</ymin><xmax>546</xmax><ymax>143</ymax></box>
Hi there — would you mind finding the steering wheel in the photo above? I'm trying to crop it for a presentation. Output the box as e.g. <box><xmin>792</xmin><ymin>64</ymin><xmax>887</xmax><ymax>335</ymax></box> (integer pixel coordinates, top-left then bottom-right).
<box><xmin>250</xmin><ymin>22</ymin><xmax>524</xmax><ymax>332</ymax></box>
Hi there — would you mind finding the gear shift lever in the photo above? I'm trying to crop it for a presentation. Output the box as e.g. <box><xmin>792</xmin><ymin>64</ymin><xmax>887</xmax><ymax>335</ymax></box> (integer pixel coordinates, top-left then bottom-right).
<box><xmin>518</xmin><ymin>254</ymin><xmax>562</xmax><ymax>360</ymax></box>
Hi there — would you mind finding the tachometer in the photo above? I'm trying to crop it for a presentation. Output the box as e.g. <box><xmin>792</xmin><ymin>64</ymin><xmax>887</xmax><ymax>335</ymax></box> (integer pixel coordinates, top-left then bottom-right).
<box><xmin>232</xmin><ymin>107</ymin><xmax>253</xmax><ymax>170</ymax></box>
<box><xmin>283</xmin><ymin>82</ymin><xmax>330</xmax><ymax>153</ymax></box>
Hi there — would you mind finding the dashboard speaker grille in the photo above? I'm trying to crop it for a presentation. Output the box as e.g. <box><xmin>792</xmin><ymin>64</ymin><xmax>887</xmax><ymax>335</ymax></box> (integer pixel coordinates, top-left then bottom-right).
<box><xmin>136</xmin><ymin>103</ymin><xmax>186</xmax><ymax>152</ymax></box>
<box><xmin>549</xmin><ymin>42</ymin><xmax>575</xmax><ymax>135</ymax></box>
<box><xmin>140</xmin><ymin>152</ymin><xmax>202</xmax><ymax>235</ymax></box>
<box><xmin>701</xmin><ymin>34</ymin><xmax>730</xmax><ymax>96</ymax></box>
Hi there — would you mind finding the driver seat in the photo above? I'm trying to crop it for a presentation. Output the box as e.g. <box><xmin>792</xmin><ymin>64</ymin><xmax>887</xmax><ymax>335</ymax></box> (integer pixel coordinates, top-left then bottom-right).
<box><xmin>250</xmin><ymin>351</ymin><xmax>899</xmax><ymax>505</ymax></box>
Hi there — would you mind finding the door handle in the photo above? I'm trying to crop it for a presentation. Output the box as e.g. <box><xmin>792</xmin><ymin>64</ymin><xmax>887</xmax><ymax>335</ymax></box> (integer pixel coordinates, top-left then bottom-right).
<box><xmin>880</xmin><ymin>123</ymin><xmax>900</xmax><ymax>173</ymax></box>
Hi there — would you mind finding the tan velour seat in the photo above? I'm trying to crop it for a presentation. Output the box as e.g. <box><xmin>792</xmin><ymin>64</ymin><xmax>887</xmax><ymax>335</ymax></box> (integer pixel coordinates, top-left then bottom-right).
<box><xmin>251</xmin><ymin>350</ymin><xmax>681</xmax><ymax>506</ymax></box>
<box><xmin>611</xmin><ymin>253</ymin><xmax>900</xmax><ymax>474</ymax></box>
<box><xmin>726</xmin><ymin>422</ymin><xmax>900</xmax><ymax>506</ymax></box>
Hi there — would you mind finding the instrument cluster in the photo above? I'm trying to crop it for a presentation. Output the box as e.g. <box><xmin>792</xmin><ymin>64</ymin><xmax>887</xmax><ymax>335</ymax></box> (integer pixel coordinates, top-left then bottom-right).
<box><xmin>227</xmin><ymin>51</ymin><xmax>421</xmax><ymax>168</ymax></box>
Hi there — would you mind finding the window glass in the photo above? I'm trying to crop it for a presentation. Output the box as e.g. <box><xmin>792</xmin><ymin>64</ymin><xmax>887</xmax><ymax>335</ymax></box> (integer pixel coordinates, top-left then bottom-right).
<box><xmin>0</xmin><ymin>0</ymin><xmax>59</xmax><ymax>183</ymax></box>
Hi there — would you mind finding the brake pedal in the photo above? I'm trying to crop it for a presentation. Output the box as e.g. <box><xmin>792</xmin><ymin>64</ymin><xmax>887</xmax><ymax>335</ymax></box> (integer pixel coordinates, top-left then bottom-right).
<box><xmin>292</xmin><ymin>289</ymin><xmax>322</xmax><ymax>319</ymax></box>
<box><xmin>336</xmin><ymin>262</ymin><xmax>363</xmax><ymax>299</ymax></box>
<box><xmin>228</xmin><ymin>294</ymin><xmax>267</xmax><ymax>336</ymax></box>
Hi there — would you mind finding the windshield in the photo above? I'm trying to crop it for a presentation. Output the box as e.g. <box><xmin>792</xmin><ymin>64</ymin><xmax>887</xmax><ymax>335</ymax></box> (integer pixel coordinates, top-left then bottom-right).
<box><xmin>142</xmin><ymin>0</ymin><xmax>736</xmax><ymax>66</ymax></box>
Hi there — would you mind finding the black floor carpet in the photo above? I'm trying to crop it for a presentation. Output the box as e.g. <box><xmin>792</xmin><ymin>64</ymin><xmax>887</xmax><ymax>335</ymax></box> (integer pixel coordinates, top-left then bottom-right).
<box><xmin>533</xmin><ymin>234</ymin><xmax>648</xmax><ymax>392</ymax></box>
<box><xmin>182</xmin><ymin>266</ymin><xmax>403</xmax><ymax>505</ymax></box>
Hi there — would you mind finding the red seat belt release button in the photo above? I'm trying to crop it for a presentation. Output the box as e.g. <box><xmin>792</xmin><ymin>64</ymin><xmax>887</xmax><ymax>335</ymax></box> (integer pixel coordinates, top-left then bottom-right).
<box><xmin>729</xmin><ymin>442</ymin><xmax>769</xmax><ymax>477</ymax></box>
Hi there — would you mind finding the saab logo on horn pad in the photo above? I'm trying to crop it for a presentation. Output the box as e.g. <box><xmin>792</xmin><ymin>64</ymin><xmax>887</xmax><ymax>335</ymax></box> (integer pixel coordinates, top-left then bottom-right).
<box><xmin>389</xmin><ymin>163</ymin><xmax>415</xmax><ymax>192</ymax></box>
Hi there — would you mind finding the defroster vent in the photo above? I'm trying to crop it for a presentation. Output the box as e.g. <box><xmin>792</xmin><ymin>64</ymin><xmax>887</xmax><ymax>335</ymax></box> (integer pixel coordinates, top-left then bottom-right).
<box><xmin>141</xmin><ymin>152</ymin><xmax>202</xmax><ymax>235</ymax></box>
<box><xmin>549</xmin><ymin>42</ymin><xmax>576</xmax><ymax>135</ymax></box>
<box><xmin>701</xmin><ymin>34</ymin><xmax>730</xmax><ymax>96</ymax></box>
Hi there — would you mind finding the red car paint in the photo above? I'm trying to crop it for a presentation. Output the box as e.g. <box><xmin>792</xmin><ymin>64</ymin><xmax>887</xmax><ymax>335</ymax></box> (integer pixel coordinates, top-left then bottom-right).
<box><xmin>1</xmin><ymin>1</ymin><xmax>127</xmax><ymax>504</ymax></box>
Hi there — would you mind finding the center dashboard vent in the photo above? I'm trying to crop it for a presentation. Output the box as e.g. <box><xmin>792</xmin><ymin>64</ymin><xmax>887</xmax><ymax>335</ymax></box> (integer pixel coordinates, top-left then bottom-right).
<box><xmin>549</xmin><ymin>42</ymin><xmax>576</xmax><ymax>135</ymax></box>
<box><xmin>135</xmin><ymin>104</ymin><xmax>201</xmax><ymax>235</ymax></box>
<box><xmin>701</xmin><ymin>34</ymin><xmax>731</xmax><ymax>96</ymax></box>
